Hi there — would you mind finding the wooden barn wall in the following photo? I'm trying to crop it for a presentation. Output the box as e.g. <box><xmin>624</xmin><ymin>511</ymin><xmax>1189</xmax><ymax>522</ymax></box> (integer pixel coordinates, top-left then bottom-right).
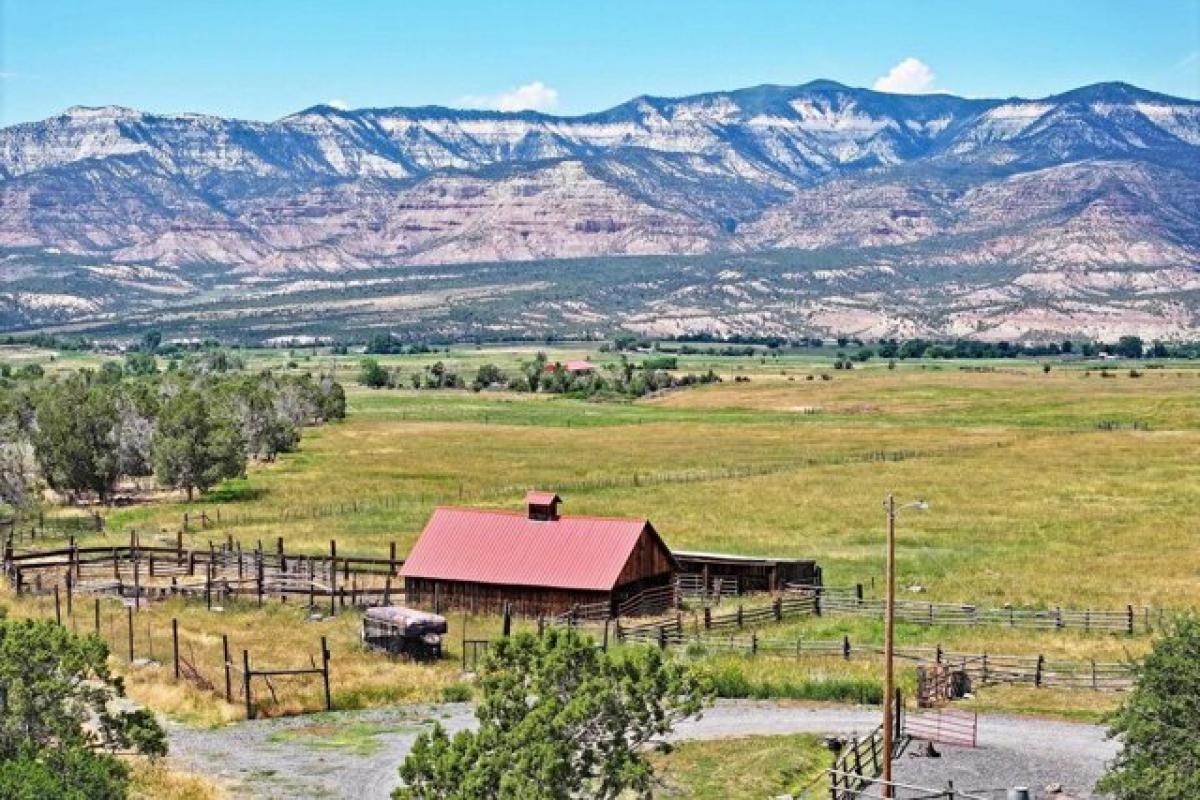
<box><xmin>404</xmin><ymin>577</ymin><xmax>609</xmax><ymax>617</ymax></box>
<box><xmin>614</xmin><ymin>526</ymin><xmax>675</xmax><ymax>588</ymax></box>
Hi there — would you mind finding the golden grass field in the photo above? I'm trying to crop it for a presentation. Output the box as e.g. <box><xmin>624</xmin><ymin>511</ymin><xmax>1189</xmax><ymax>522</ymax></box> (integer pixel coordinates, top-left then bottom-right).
<box><xmin>7</xmin><ymin>346</ymin><xmax>1199</xmax><ymax>725</ymax></box>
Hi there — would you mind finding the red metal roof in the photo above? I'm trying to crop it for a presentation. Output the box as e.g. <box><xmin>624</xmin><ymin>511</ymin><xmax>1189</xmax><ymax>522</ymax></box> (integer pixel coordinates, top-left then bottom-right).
<box><xmin>400</xmin><ymin>507</ymin><xmax>655</xmax><ymax>591</ymax></box>
<box><xmin>524</xmin><ymin>490</ymin><xmax>561</xmax><ymax>506</ymax></box>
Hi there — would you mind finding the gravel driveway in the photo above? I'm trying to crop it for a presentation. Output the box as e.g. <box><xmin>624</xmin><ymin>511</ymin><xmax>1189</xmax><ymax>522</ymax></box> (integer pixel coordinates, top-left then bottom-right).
<box><xmin>167</xmin><ymin>701</ymin><xmax>1115</xmax><ymax>799</ymax></box>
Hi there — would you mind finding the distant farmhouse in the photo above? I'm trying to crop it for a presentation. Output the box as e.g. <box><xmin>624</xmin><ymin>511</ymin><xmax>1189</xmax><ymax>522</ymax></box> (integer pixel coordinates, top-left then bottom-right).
<box><xmin>400</xmin><ymin>493</ymin><xmax>819</xmax><ymax>616</ymax></box>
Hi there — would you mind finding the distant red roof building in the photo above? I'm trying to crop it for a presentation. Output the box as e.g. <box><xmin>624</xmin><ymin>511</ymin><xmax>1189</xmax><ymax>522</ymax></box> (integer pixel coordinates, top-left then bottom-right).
<box><xmin>400</xmin><ymin>494</ymin><xmax>676</xmax><ymax>615</ymax></box>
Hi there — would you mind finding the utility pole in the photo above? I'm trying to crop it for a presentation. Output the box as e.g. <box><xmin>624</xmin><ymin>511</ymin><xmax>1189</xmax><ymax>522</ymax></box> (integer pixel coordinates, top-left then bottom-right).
<box><xmin>882</xmin><ymin>493</ymin><xmax>897</xmax><ymax>797</ymax></box>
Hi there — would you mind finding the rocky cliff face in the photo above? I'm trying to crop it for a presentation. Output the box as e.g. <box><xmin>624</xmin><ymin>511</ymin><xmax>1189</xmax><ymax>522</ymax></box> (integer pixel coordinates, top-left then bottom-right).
<box><xmin>1</xmin><ymin>81</ymin><xmax>1198</xmax><ymax>338</ymax></box>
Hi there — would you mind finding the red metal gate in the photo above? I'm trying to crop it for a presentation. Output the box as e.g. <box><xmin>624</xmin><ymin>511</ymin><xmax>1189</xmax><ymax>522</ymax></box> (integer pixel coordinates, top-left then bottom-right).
<box><xmin>904</xmin><ymin>707</ymin><xmax>978</xmax><ymax>747</ymax></box>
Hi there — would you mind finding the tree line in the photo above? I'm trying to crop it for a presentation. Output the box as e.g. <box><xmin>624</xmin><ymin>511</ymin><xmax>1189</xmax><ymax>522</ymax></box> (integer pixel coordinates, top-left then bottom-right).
<box><xmin>0</xmin><ymin>367</ymin><xmax>345</xmax><ymax>509</ymax></box>
<box><xmin>358</xmin><ymin>352</ymin><xmax>720</xmax><ymax>398</ymax></box>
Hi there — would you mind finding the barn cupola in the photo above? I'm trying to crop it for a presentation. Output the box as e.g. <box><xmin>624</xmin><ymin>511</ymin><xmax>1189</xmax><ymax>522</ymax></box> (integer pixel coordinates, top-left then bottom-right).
<box><xmin>525</xmin><ymin>491</ymin><xmax>562</xmax><ymax>521</ymax></box>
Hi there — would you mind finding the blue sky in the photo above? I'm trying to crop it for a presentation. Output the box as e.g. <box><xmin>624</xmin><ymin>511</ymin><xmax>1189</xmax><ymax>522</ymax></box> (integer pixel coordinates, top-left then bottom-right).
<box><xmin>2</xmin><ymin>0</ymin><xmax>1198</xmax><ymax>125</ymax></box>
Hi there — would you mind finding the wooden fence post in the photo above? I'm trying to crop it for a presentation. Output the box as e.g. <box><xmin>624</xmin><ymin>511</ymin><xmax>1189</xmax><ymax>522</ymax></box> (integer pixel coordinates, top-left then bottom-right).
<box><xmin>703</xmin><ymin>606</ymin><xmax>711</xmax><ymax>630</ymax></box>
<box><xmin>94</xmin><ymin>598</ymin><xmax>100</xmax><ymax>634</ymax></box>
<box><xmin>126</xmin><ymin>606</ymin><xmax>134</xmax><ymax>661</ymax></box>
<box><xmin>172</xmin><ymin>618</ymin><xmax>180</xmax><ymax>680</ymax></box>
<box><xmin>53</xmin><ymin>586</ymin><xmax>61</xmax><ymax>625</ymax></box>
<box><xmin>243</xmin><ymin>649</ymin><xmax>253</xmax><ymax>719</ymax></box>
<box><xmin>1126</xmin><ymin>604</ymin><xmax>1134</xmax><ymax>635</ymax></box>
<box><xmin>773</xmin><ymin>596</ymin><xmax>783</xmax><ymax>621</ymax></box>
<box><xmin>223</xmin><ymin>634</ymin><xmax>232</xmax><ymax>703</ymax></box>
<box><xmin>842</xmin><ymin>635</ymin><xmax>851</xmax><ymax>660</ymax></box>
<box><xmin>321</xmin><ymin>636</ymin><xmax>332</xmax><ymax>712</ymax></box>
<box><xmin>1035</xmin><ymin>654</ymin><xmax>1045</xmax><ymax>687</ymax></box>
<box><xmin>389</xmin><ymin>542</ymin><xmax>397</xmax><ymax>575</ymax></box>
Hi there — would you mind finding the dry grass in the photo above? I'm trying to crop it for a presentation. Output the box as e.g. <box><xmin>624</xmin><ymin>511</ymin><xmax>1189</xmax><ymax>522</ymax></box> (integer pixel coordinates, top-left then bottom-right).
<box><xmin>1</xmin><ymin>588</ymin><xmax>488</xmax><ymax>726</ymax></box>
<box><xmin>649</xmin><ymin>732</ymin><xmax>829</xmax><ymax>799</ymax></box>
<box><xmin>129</xmin><ymin>759</ymin><xmax>228</xmax><ymax>800</ymax></box>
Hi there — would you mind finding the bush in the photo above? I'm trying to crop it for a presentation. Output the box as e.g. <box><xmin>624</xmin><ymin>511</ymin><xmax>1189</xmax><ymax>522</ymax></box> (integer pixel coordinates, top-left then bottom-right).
<box><xmin>357</xmin><ymin>358</ymin><xmax>391</xmax><ymax>389</ymax></box>
<box><xmin>440</xmin><ymin>683</ymin><xmax>473</xmax><ymax>702</ymax></box>
<box><xmin>641</xmin><ymin>356</ymin><xmax>677</xmax><ymax>370</ymax></box>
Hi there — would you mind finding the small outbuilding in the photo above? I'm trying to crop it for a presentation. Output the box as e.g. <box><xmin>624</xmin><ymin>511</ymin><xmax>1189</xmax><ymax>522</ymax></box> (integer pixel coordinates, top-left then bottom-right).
<box><xmin>400</xmin><ymin>492</ymin><xmax>676</xmax><ymax>616</ymax></box>
<box><xmin>672</xmin><ymin>550</ymin><xmax>821</xmax><ymax>594</ymax></box>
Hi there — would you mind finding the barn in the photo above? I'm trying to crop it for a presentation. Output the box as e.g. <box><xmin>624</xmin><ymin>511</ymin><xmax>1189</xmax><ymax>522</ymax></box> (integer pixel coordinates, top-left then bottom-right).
<box><xmin>400</xmin><ymin>492</ymin><xmax>677</xmax><ymax>616</ymax></box>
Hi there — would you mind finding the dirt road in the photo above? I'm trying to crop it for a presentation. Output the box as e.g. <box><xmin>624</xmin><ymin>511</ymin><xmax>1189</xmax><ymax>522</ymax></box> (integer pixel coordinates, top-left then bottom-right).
<box><xmin>167</xmin><ymin>701</ymin><xmax>1116</xmax><ymax>799</ymax></box>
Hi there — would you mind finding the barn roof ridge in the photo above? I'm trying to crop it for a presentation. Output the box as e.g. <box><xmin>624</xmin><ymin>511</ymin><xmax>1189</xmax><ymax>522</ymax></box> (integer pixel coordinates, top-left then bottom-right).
<box><xmin>430</xmin><ymin>504</ymin><xmax>650</xmax><ymax>525</ymax></box>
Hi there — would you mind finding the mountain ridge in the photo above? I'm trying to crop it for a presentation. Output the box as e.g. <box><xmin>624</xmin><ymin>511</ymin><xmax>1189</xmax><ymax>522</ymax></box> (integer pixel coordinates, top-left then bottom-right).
<box><xmin>1</xmin><ymin>79</ymin><xmax>1198</xmax><ymax>340</ymax></box>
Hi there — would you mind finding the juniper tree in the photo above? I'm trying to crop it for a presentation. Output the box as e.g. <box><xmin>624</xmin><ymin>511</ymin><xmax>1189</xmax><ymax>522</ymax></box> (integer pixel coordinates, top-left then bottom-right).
<box><xmin>1099</xmin><ymin>615</ymin><xmax>1200</xmax><ymax>799</ymax></box>
<box><xmin>0</xmin><ymin>614</ymin><xmax>166</xmax><ymax>798</ymax></box>
<box><xmin>152</xmin><ymin>387</ymin><xmax>244</xmax><ymax>500</ymax></box>
<box><xmin>395</xmin><ymin>628</ymin><xmax>709</xmax><ymax>800</ymax></box>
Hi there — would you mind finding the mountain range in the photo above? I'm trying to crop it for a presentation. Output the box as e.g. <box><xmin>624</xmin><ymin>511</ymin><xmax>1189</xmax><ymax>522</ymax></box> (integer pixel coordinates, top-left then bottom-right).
<box><xmin>1</xmin><ymin>80</ymin><xmax>1198</xmax><ymax>340</ymax></box>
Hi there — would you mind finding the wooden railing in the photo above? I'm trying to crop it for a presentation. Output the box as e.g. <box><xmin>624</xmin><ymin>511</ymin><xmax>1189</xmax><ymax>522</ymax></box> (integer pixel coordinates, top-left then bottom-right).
<box><xmin>790</xmin><ymin>584</ymin><xmax>1152</xmax><ymax>634</ymax></box>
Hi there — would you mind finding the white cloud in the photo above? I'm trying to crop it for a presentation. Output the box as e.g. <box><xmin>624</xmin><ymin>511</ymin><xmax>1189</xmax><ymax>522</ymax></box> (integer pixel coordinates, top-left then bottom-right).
<box><xmin>873</xmin><ymin>58</ymin><xmax>939</xmax><ymax>94</ymax></box>
<box><xmin>459</xmin><ymin>81</ymin><xmax>559</xmax><ymax>113</ymax></box>
<box><xmin>326</xmin><ymin>99</ymin><xmax>349</xmax><ymax>110</ymax></box>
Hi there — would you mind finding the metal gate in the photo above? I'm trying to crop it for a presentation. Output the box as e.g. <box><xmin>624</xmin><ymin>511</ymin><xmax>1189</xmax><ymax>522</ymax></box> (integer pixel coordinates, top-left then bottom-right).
<box><xmin>904</xmin><ymin>707</ymin><xmax>978</xmax><ymax>747</ymax></box>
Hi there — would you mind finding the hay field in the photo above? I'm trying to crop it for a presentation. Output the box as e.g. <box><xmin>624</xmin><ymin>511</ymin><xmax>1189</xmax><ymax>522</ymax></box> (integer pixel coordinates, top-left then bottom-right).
<box><xmin>104</xmin><ymin>360</ymin><xmax>1200</xmax><ymax>609</ymax></box>
<box><xmin>14</xmin><ymin>353</ymin><xmax>1197</xmax><ymax>721</ymax></box>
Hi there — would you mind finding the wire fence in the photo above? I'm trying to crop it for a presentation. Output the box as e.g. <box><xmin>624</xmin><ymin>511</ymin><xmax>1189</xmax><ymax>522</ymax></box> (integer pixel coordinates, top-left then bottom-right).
<box><xmin>15</xmin><ymin>589</ymin><xmax>335</xmax><ymax>718</ymax></box>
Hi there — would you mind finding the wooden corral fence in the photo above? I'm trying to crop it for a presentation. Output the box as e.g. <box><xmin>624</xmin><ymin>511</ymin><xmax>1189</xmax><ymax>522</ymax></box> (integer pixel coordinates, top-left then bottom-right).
<box><xmin>236</xmin><ymin>637</ymin><xmax>332</xmax><ymax>720</ymax></box>
<box><xmin>626</xmin><ymin>629</ymin><xmax>1136</xmax><ymax>692</ymax></box>
<box><xmin>460</xmin><ymin>610</ymin><xmax>612</xmax><ymax>672</ymax></box>
<box><xmin>791</xmin><ymin>584</ymin><xmax>1154</xmax><ymax>634</ymax></box>
<box><xmin>615</xmin><ymin>594</ymin><xmax>817</xmax><ymax>647</ymax></box>
<box><xmin>829</xmin><ymin>726</ymin><xmax>887</xmax><ymax>800</ymax></box>
<box><xmin>676</xmin><ymin>573</ymin><xmax>740</xmax><ymax>603</ymax></box>
<box><xmin>914</xmin><ymin>648</ymin><xmax>1135</xmax><ymax>691</ymax></box>
<box><xmin>3</xmin><ymin>535</ymin><xmax>405</xmax><ymax>614</ymax></box>
<box><xmin>617</xmin><ymin>584</ymin><xmax>679</xmax><ymax>618</ymax></box>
